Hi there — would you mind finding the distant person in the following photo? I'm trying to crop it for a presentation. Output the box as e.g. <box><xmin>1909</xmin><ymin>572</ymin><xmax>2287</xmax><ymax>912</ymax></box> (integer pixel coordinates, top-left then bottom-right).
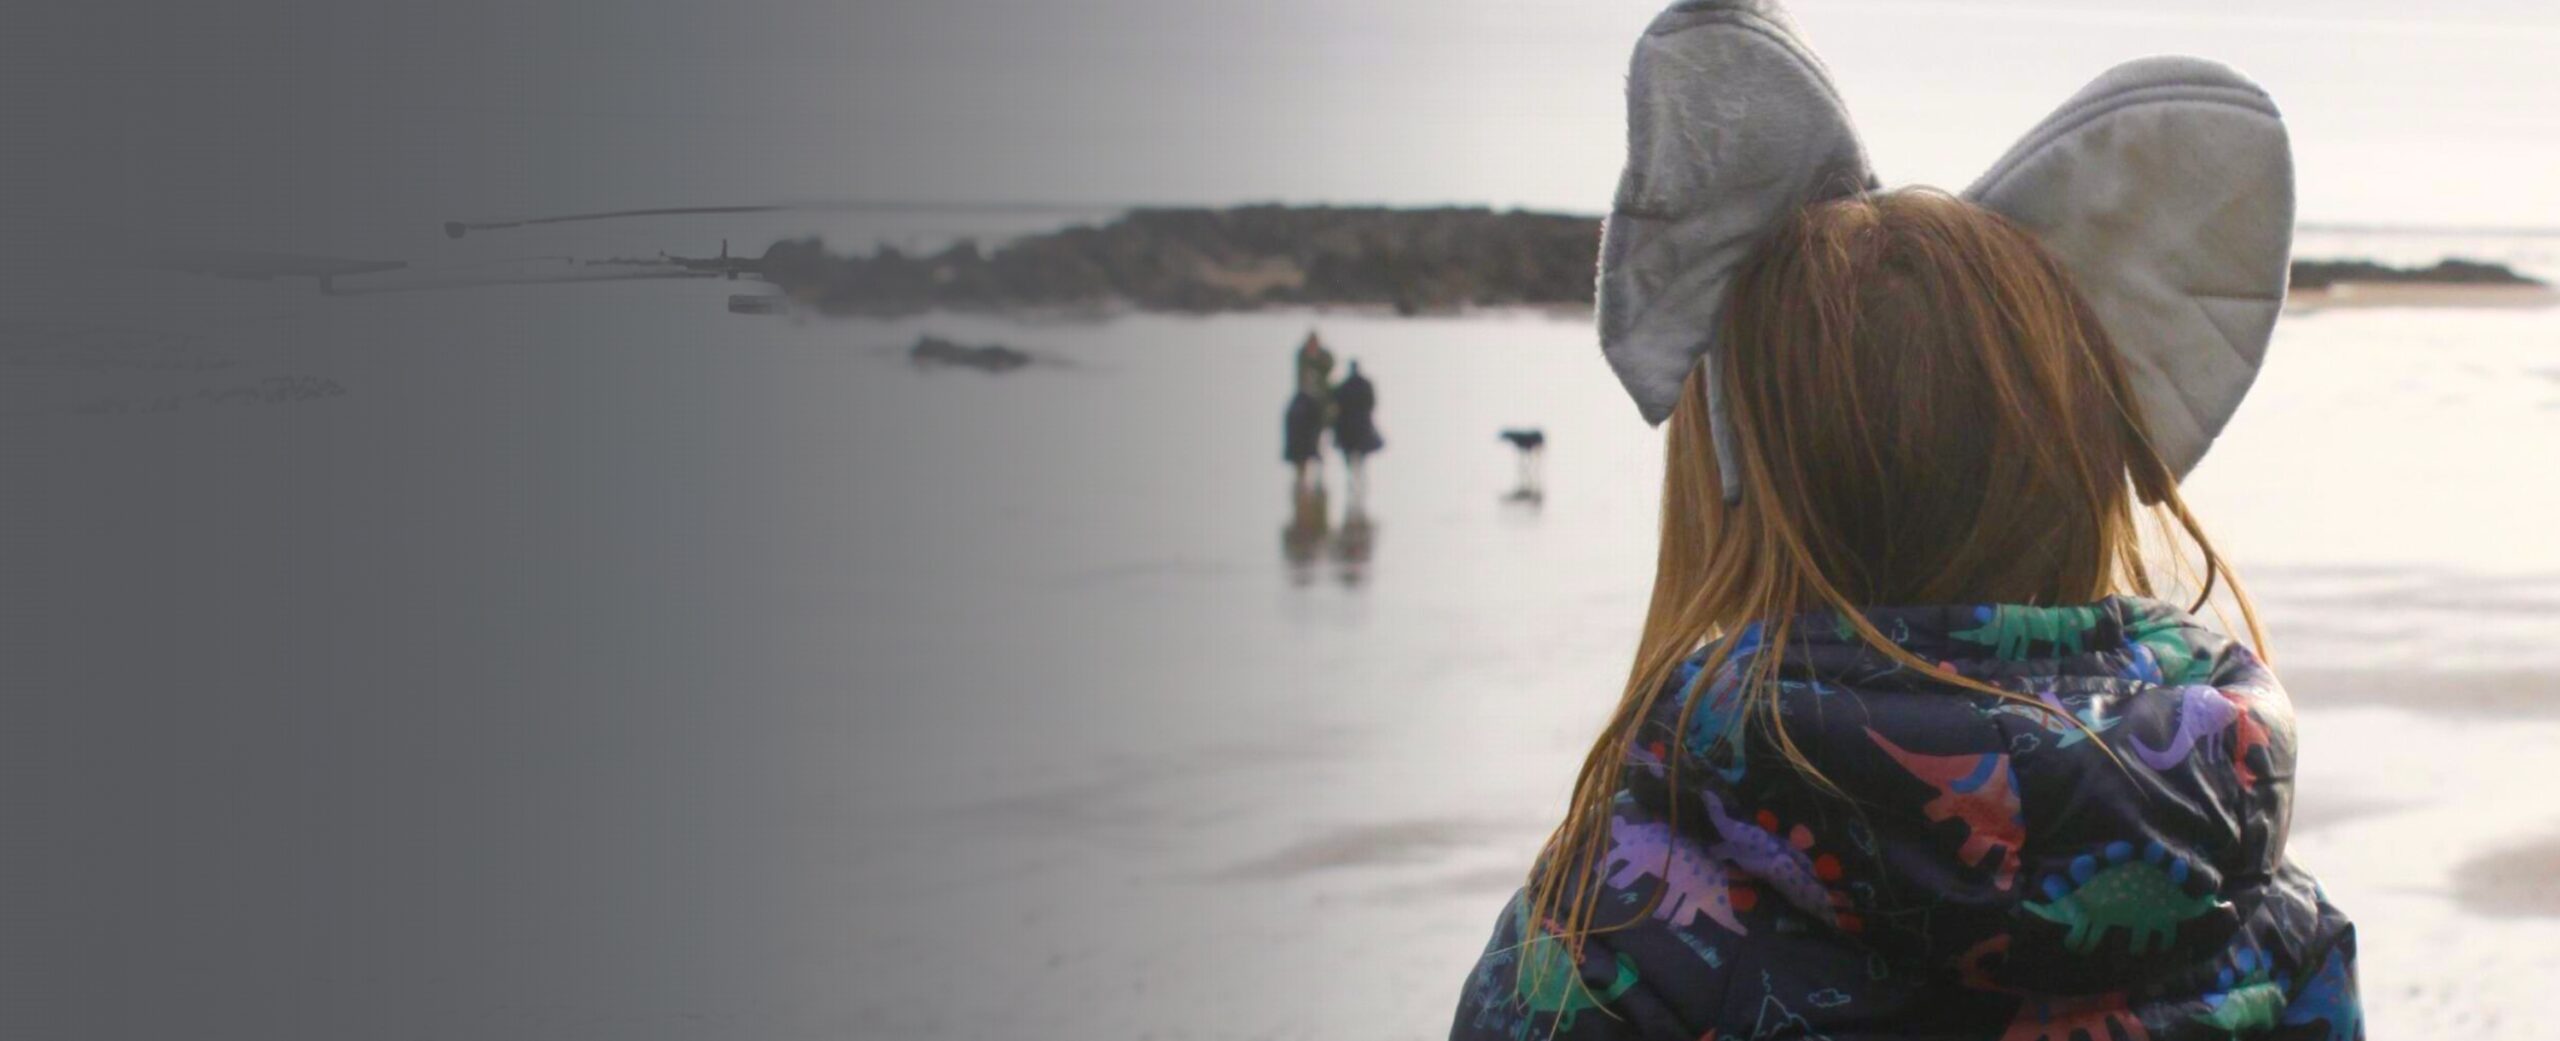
<box><xmin>1294</xmin><ymin>330</ymin><xmax>1337</xmax><ymax>410</ymax></box>
<box><xmin>1330</xmin><ymin>360</ymin><xmax>1384</xmax><ymax>489</ymax></box>
<box><xmin>1449</xmin><ymin>12</ymin><xmax>2352</xmax><ymax>1039</ymax></box>
<box><xmin>1282</xmin><ymin>391</ymin><xmax>1326</xmax><ymax>490</ymax></box>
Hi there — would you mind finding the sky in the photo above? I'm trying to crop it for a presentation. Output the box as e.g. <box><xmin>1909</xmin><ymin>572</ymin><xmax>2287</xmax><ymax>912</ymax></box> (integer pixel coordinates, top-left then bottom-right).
<box><xmin>21</xmin><ymin>0</ymin><xmax>2560</xmax><ymax>254</ymax></box>
<box><xmin>658</xmin><ymin>0</ymin><xmax>2560</xmax><ymax>229</ymax></box>
<box><xmin>800</xmin><ymin>0</ymin><xmax>2560</xmax><ymax>227</ymax></box>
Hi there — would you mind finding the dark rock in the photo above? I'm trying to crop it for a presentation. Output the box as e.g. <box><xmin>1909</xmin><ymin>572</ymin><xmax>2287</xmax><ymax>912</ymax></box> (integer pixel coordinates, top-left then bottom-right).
<box><xmin>2290</xmin><ymin>257</ymin><xmax>2545</xmax><ymax>290</ymax></box>
<box><xmin>908</xmin><ymin>335</ymin><xmax>1032</xmax><ymax>372</ymax></box>
<box><xmin>761</xmin><ymin>206</ymin><xmax>1604</xmax><ymax>315</ymax></box>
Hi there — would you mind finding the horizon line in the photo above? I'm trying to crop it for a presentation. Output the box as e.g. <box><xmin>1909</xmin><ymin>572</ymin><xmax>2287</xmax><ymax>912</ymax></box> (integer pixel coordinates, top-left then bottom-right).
<box><xmin>445</xmin><ymin>199</ymin><xmax>2560</xmax><ymax>241</ymax></box>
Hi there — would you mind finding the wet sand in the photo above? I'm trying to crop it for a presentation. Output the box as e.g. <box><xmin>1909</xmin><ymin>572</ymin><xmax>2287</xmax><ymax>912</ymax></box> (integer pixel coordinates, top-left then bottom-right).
<box><xmin>2290</xmin><ymin>282</ymin><xmax>2558</xmax><ymax>310</ymax></box>
<box><xmin>2281</xmin><ymin>668</ymin><xmax>2560</xmax><ymax>718</ymax></box>
<box><xmin>16</xmin><ymin>281</ymin><xmax>2560</xmax><ymax>1040</ymax></box>
<box><xmin>2454</xmin><ymin>836</ymin><xmax>2560</xmax><ymax>917</ymax></box>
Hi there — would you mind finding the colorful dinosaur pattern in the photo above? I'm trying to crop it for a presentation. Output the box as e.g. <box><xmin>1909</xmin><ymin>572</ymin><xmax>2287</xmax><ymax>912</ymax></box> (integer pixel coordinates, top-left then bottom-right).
<box><xmin>1601</xmin><ymin>813</ymin><xmax>1748</xmax><ymax>936</ymax></box>
<box><xmin>1865</xmin><ymin>728</ymin><xmax>2025</xmax><ymax>891</ymax></box>
<box><xmin>2279</xmin><ymin>947</ymin><xmax>2362</xmax><ymax>1041</ymax></box>
<box><xmin>1743</xmin><ymin>971</ymin><xmax>1844</xmax><ymax>1041</ymax></box>
<box><xmin>1953</xmin><ymin>605</ymin><xmax>2102</xmax><ymax>661</ymax></box>
<box><xmin>2194</xmin><ymin>947</ymin><xmax>2286</xmax><ymax>1036</ymax></box>
<box><xmin>1959</xmin><ymin>934</ymin><xmax>2153</xmax><ymax>1041</ymax></box>
<box><xmin>2024</xmin><ymin>841</ymin><xmax>2224</xmax><ymax>955</ymax></box>
<box><xmin>2003</xmin><ymin>991</ymin><xmax>2151</xmax><ymax>1041</ymax></box>
<box><xmin>1448</xmin><ymin>597</ymin><xmax>2356</xmax><ymax>1041</ymax></box>
<box><xmin>2220</xmin><ymin>688</ymin><xmax>2273</xmax><ymax>791</ymax></box>
<box><xmin>2038</xmin><ymin>689</ymin><xmax>2122</xmax><ymax>747</ymax></box>
<box><xmin>2130</xmin><ymin>685</ymin><xmax>2240</xmax><ymax>772</ymax></box>
<box><xmin>2124</xmin><ymin>614</ymin><xmax>2214</xmax><ymax>684</ymax></box>
<box><xmin>1699</xmin><ymin>789</ymin><xmax>1854</xmax><ymax>931</ymax></box>
<box><xmin>1677</xmin><ymin>658</ymin><xmax>1752</xmax><ymax>784</ymax></box>
<box><xmin>1512</xmin><ymin>901</ymin><xmax>1641</xmax><ymax>1031</ymax></box>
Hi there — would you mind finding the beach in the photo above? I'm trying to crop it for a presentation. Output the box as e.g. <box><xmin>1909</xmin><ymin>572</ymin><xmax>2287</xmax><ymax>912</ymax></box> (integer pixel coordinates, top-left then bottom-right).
<box><xmin>829</xmin><ymin>302</ymin><xmax>2560</xmax><ymax>1041</ymax></box>
<box><xmin>10</xmin><ymin>260</ymin><xmax>2558</xmax><ymax>1038</ymax></box>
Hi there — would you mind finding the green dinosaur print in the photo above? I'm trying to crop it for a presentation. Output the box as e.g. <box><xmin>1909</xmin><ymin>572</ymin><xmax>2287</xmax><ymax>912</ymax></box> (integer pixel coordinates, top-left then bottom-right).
<box><xmin>1952</xmin><ymin>606</ymin><xmax>2101</xmax><ymax>661</ymax></box>
<box><xmin>1513</xmin><ymin>904</ymin><xmax>1640</xmax><ymax>1030</ymax></box>
<box><xmin>2123</xmin><ymin>614</ymin><xmax>2214</xmax><ymax>685</ymax></box>
<box><xmin>2025</xmin><ymin>841</ymin><xmax>2224</xmax><ymax>955</ymax></box>
<box><xmin>2194</xmin><ymin>947</ymin><xmax>2286</xmax><ymax>1036</ymax></box>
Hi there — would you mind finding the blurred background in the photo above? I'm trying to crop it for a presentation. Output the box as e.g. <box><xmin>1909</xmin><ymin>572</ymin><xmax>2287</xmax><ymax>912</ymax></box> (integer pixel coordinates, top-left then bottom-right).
<box><xmin>3</xmin><ymin>2</ymin><xmax>2554</xmax><ymax>1038</ymax></box>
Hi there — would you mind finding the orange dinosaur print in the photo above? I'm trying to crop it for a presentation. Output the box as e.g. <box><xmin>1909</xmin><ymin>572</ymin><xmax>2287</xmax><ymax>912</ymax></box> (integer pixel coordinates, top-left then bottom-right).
<box><xmin>1866</xmin><ymin>728</ymin><xmax>2026</xmax><ymax>891</ymax></box>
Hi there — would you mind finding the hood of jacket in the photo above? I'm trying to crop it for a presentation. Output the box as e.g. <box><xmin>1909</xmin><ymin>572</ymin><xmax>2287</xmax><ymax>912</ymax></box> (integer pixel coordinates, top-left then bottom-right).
<box><xmin>1628</xmin><ymin>598</ymin><xmax>2314</xmax><ymax>992</ymax></box>
<box><xmin>1624</xmin><ymin>596</ymin><xmax>2302</xmax><ymax>992</ymax></box>
<box><xmin>1452</xmin><ymin>596</ymin><xmax>2360</xmax><ymax>1040</ymax></box>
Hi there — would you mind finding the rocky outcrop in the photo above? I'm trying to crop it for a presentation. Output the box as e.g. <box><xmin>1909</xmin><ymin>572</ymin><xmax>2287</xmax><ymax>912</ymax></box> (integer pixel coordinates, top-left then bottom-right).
<box><xmin>758</xmin><ymin>206</ymin><xmax>1600</xmax><ymax>315</ymax></box>
<box><xmin>908</xmin><ymin>335</ymin><xmax>1032</xmax><ymax>372</ymax></box>
<box><xmin>748</xmin><ymin>206</ymin><xmax>2543</xmax><ymax>314</ymax></box>
<box><xmin>2288</xmin><ymin>258</ymin><xmax>2544</xmax><ymax>290</ymax></box>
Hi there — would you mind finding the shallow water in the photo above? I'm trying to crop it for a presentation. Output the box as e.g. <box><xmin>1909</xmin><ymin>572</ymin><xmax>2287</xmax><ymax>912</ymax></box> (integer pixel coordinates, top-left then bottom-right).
<box><xmin>11</xmin><ymin>264</ymin><xmax>2560</xmax><ymax>1037</ymax></box>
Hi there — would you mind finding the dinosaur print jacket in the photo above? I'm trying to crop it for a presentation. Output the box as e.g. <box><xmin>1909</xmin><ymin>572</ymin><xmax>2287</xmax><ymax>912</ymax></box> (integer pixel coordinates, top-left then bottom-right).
<box><xmin>1449</xmin><ymin>597</ymin><xmax>2361</xmax><ymax>1041</ymax></box>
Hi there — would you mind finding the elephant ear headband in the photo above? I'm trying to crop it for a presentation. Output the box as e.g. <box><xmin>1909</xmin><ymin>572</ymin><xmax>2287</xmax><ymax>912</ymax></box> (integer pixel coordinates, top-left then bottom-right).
<box><xmin>1596</xmin><ymin>0</ymin><xmax>2294</xmax><ymax>501</ymax></box>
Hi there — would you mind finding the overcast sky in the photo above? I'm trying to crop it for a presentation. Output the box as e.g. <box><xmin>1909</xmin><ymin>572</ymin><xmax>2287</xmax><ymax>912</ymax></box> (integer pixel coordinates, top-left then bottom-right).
<box><xmin>804</xmin><ymin>0</ymin><xmax>2560</xmax><ymax>227</ymax></box>
<box><xmin>28</xmin><ymin>0</ymin><xmax>2560</xmax><ymax>252</ymax></box>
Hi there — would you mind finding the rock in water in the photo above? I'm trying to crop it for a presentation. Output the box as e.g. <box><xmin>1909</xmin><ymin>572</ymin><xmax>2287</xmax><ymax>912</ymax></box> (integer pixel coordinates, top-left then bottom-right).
<box><xmin>909</xmin><ymin>335</ymin><xmax>1032</xmax><ymax>372</ymax></box>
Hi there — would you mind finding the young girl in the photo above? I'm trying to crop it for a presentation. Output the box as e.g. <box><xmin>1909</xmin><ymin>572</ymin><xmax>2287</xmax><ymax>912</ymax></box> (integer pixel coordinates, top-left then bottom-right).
<box><xmin>1446</xmin><ymin>190</ymin><xmax>2361</xmax><ymax>1040</ymax></box>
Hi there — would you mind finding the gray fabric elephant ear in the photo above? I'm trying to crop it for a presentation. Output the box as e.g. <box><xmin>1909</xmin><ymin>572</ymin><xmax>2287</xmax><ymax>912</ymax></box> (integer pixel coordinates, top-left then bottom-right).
<box><xmin>1596</xmin><ymin>0</ymin><xmax>1875</xmax><ymax>495</ymax></box>
<box><xmin>1963</xmin><ymin>56</ymin><xmax>2294</xmax><ymax>482</ymax></box>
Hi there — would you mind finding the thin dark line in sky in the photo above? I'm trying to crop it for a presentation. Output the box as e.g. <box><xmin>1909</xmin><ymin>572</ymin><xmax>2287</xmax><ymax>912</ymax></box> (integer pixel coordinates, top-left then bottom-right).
<box><xmin>443</xmin><ymin>200</ymin><xmax>1128</xmax><ymax>238</ymax></box>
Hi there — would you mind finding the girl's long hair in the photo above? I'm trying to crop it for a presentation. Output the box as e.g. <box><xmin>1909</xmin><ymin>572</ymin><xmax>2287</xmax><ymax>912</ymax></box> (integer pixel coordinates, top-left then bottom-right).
<box><xmin>1524</xmin><ymin>189</ymin><xmax>2265</xmax><ymax>967</ymax></box>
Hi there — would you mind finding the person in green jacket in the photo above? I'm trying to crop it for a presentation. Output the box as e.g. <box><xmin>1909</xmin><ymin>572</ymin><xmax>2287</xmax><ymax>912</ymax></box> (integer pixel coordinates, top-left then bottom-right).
<box><xmin>1294</xmin><ymin>330</ymin><xmax>1336</xmax><ymax>410</ymax></box>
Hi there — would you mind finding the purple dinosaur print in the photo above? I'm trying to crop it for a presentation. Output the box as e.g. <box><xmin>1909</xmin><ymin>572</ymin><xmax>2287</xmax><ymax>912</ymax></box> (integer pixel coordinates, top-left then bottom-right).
<box><xmin>1601</xmin><ymin>813</ymin><xmax>1748</xmax><ymax>936</ymax></box>
<box><xmin>1698</xmin><ymin>789</ymin><xmax>1854</xmax><ymax>931</ymax></box>
<box><xmin>2130</xmin><ymin>684</ymin><xmax>2240</xmax><ymax>772</ymax></box>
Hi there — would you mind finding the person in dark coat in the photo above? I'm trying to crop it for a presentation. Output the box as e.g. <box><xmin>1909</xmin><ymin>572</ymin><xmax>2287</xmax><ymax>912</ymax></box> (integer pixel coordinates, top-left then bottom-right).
<box><xmin>1282</xmin><ymin>390</ymin><xmax>1326</xmax><ymax>490</ymax></box>
<box><xmin>1330</xmin><ymin>360</ymin><xmax>1384</xmax><ymax>490</ymax></box>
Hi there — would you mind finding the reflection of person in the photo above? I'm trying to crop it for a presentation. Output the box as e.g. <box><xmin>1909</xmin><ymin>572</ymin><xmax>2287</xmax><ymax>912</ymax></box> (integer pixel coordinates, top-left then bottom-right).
<box><xmin>1330</xmin><ymin>360</ymin><xmax>1383</xmax><ymax>490</ymax></box>
<box><xmin>1448</xmin><ymin>194</ymin><xmax>2357</xmax><ymax>1039</ymax></box>
<box><xmin>1329</xmin><ymin>481</ymin><xmax>1376</xmax><ymax>588</ymax></box>
<box><xmin>1280</xmin><ymin>479</ymin><xmax>1328</xmax><ymax>586</ymax></box>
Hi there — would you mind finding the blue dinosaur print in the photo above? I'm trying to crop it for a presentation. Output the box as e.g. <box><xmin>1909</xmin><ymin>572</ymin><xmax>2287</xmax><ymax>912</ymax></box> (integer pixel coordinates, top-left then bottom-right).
<box><xmin>2279</xmin><ymin>947</ymin><xmax>2363</xmax><ymax>1041</ymax></box>
<box><xmin>1677</xmin><ymin>654</ymin><xmax>1753</xmax><ymax>785</ymax></box>
<box><xmin>2037</xmin><ymin>690</ymin><xmax>2122</xmax><ymax>747</ymax></box>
